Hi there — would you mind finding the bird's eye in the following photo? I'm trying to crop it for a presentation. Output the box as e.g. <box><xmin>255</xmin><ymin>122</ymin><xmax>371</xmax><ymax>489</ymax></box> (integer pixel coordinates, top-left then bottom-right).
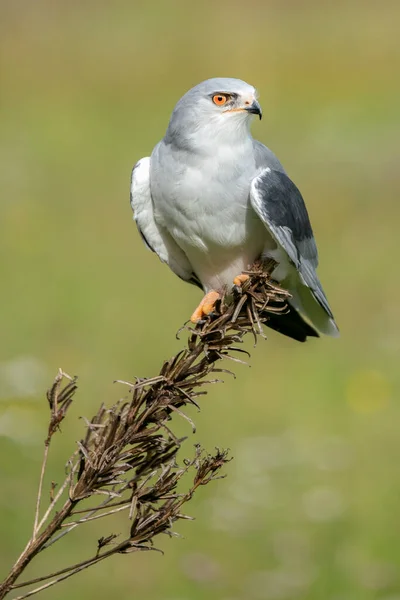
<box><xmin>212</xmin><ymin>94</ymin><xmax>229</xmax><ymax>106</ymax></box>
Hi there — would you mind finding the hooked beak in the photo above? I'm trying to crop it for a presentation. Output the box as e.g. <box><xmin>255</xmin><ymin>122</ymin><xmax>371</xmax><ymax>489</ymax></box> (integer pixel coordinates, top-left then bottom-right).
<box><xmin>245</xmin><ymin>100</ymin><xmax>262</xmax><ymax>120</ymax></box>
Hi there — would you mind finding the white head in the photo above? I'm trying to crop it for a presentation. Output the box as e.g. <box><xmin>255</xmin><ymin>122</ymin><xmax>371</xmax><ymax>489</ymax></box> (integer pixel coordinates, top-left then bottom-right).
<box><xmin>164</xmin><ymin>78</ymin><xmax>262</xmax><ymax>150</ymax></box>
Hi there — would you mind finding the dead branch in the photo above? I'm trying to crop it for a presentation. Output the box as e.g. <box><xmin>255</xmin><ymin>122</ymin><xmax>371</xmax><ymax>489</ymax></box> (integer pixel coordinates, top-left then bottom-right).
<box><xmin>0</xmin><ymin>268</ymin><xmax>289</xmax><ymax>599</ymax></box>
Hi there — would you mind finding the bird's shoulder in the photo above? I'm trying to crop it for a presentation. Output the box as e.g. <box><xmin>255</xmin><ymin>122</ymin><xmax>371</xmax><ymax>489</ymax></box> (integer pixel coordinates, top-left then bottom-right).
<box><xmin>131</xmin><ymin>156</ymin><xmax>150</xmax><ymax>187</ymax></box>
<box><xmin>252</xmin><ymin>140</ymin><xmax>286</xmax><ymax>173</ymax></box>
<box><xmin>130</xmin><ymin>156</ymin><xmax>151</xmax><ymax>212</ymax></box>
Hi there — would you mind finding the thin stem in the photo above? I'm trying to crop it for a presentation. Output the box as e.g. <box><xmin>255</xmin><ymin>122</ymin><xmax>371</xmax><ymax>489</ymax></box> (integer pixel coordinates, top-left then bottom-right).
<box><xmin>12</xmin><ymin>554</ymin><xmax>110</xmax><ymax>599</ymax></box>
<box><xmin>32</xmin><ymin>443</ymin><xmax>50</xmax><ymax>537</ymax></box>
<box><xmin>12</xmin><ymin>533</ymin><xmax>152</xmax><ymax>593</ymax></box>
<box><xmin>60</xmin><ymin>504</ymin><xmax>130</xmax><ymax>527</ymax></box>
<box><xmin>36</xmin><ymin>451</ymin><xmax>79</xmax><ymax>533</ymax></box>
<box><xmin>70</xmin><ymin>498</ymin><xmax>130</xmax><ymax>515</ymax></box>
<box><xmin>11</xmin><ymin>545</ymin><xmax>120</xmax><ymax>591</ymax></box>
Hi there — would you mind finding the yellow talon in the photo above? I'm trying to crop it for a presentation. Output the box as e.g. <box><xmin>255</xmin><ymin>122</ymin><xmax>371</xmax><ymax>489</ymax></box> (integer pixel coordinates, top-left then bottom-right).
<box><xmin>233</xmin><ymin>273</ymin><xmax>250</xmax><ymax>287</ymax></box>
<box><xmin>190</xmin><ymin>290</ymin><xmax>221</xmax><ymax>323</ymax></box>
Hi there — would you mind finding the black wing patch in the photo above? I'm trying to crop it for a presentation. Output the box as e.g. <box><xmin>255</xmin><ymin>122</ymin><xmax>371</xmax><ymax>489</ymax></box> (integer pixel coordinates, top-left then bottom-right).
<box><xmin>251</xmin><ymin>168</ymin><xmax>318</xmax><ymax>268</ymax></box>
<box><xmin>255</xmin><ymin>169</ymin><xmax>313</xmax><ymax>242</ymax></box>
<box><xmin>250</xmin><ymin>168</ymin><xmax>337</xmax><ymax>320</ymax></box>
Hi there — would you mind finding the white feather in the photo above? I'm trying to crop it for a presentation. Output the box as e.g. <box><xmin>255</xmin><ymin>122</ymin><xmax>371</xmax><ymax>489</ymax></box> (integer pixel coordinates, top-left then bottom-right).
<box><xmin>130</xmin><ymin>157</ymin><xmax>194</xmax><ymax>281</ymax></box>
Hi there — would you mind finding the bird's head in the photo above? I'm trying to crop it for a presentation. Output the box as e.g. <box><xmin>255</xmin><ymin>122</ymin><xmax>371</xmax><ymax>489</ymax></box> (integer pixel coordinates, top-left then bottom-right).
<box><xmin>164</xmin><ymin>78</ymin><xmax>262</xmax><ymax>150</ymax></box>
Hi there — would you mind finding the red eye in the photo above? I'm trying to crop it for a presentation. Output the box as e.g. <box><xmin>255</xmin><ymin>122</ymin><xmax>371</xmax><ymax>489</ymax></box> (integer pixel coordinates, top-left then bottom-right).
<box><xmin>212</xmin><ymin>94</ymin><xmax>229</xmax><ymax>106</ymax></box>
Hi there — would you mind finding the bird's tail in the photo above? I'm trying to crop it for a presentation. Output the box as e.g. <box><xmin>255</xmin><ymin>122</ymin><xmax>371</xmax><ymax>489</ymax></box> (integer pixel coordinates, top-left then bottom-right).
<box><xmin>290</xmin><ymin>281</ymin><xmax>339</xmax><ymax>337</ymax></box>
<box><xmin>265</xmin><ymin>303</ymin><xmax>320</xmax><ymax>342</ymax></box>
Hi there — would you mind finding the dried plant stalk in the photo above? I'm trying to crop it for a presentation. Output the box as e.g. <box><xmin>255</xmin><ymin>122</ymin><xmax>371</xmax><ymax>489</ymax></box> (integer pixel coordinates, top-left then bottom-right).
<box><xmin>0</xmin><ymin>268</ymin><xmax>290</xmax><ymax>600</ymax></box>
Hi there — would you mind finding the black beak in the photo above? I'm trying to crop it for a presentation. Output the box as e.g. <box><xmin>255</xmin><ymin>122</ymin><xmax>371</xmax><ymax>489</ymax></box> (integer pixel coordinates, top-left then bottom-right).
<box><xmin>245</xmin><ymin>100</ymin><xmax>262</xmax><ymax>120</ymax></box>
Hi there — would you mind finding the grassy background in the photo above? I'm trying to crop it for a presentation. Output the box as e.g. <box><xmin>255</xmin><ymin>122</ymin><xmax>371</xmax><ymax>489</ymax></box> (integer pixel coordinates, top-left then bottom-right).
<box><xmin>1</xmin><ymin>1</ymin><xmax>399</xmax><ymax>598</ymax></box>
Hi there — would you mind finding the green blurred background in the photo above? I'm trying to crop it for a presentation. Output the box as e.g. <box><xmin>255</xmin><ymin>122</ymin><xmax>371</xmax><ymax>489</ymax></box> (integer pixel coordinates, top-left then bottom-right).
<box><xmin>1</xmin><ymin>1</ymin><xmax>399</xmax><ymax>598</ymax></box>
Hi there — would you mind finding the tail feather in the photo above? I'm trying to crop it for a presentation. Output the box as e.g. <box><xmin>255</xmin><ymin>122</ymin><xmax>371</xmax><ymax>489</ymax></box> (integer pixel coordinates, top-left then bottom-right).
<box><xmin>279</xmin><ymin>268</ymin><xmax>339</xmax><ymax>338</ymax></box>
<box><xmin>265</xmin><ymin>303</ymin><xmax>320</xmax><ymax>342</ymax></box>
<box><xmin>295</xmin><ymin>283</ymin><xmax>339</xmax><ymax>337</ymax></box>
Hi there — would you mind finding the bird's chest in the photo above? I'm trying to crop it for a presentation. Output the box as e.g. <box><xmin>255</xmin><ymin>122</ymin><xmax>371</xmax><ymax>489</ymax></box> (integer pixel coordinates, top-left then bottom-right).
<box><xmin>153</xmin><ymin>157</ymin><xmax>257</xmax><ymax>252</ymax></box>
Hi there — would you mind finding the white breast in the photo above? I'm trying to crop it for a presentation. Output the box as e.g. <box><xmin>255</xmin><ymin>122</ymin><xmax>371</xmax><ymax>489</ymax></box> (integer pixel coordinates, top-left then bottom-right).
<box><xmin>152</xmin><ymin>140</ymin><xmax>272</xmax><ymax>292</ymax></box>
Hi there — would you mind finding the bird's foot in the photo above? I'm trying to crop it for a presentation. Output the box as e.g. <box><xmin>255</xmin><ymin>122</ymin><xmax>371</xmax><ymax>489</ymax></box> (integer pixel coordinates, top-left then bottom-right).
<box><xmin>233</xmin><ymin>273</ymin><xmax>250</xmax><ymax>287</ymax></box>
<box><xmin>233</xmin><ymin>273</ymin><xmax>250</xmax><ymax>289</ymax></box>
<box><xmin>190</xmin><ymin>290</ymin><xmax>221</xmax><ymax>323</ymax></box>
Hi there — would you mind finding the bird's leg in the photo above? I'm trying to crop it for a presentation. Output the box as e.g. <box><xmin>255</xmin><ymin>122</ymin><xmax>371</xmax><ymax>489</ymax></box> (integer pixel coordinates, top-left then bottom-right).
<box><xmin>190</xmin><ymin>290</ymin><xmax>221</xmax><ymax>323</ymax></box>
<box><xmin>233</xmin><ymin>273</ymin><xmax>250</xmax><ymax>287</ymax></box>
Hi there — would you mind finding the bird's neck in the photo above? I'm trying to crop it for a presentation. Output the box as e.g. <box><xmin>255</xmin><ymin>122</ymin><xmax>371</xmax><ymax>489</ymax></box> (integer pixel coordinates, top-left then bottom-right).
<box><xmin>167</xmin><ymin>121</ymin><xmax>253</xmax><ymax>158</ymax></box>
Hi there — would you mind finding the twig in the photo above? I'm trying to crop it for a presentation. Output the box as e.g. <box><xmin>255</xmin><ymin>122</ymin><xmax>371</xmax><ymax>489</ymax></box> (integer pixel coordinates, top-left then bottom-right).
<box><xmin>60</xmin><ymin>505</ymin><xmax>130</xmax><ymax>527</ymax></box>
<box><xmin>12</xmin><ymin>553</ymin><xmax>112</xmax><ymax>600</ymax></box>
<box><xmin>32</xmin><ymin>445</ymin><xmax>50</xmax><ymax>537</ymax></box>
<box><xmin>36</xmin><ymin>450</ymin><xmax>79</xmax><ymax>534</ymax></box>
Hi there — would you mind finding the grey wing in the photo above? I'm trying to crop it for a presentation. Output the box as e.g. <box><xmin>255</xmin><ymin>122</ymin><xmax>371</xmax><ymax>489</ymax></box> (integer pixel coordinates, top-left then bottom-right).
<box><xmin>250</xmin><ymin>167</ymin><xmax>334</xmax><ymax>320</ymax></box>
<box><xmin>130</xmin><ymin>157</ymin><xmax>202</xmax><ymax>288</ymax></box>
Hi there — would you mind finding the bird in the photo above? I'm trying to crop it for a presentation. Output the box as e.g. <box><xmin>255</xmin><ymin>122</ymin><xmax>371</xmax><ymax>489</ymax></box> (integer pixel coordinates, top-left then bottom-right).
<box><xmin>130</xmin><ymin>78</ymin><xmax>339</xmax><ymax>342</ymax></box>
